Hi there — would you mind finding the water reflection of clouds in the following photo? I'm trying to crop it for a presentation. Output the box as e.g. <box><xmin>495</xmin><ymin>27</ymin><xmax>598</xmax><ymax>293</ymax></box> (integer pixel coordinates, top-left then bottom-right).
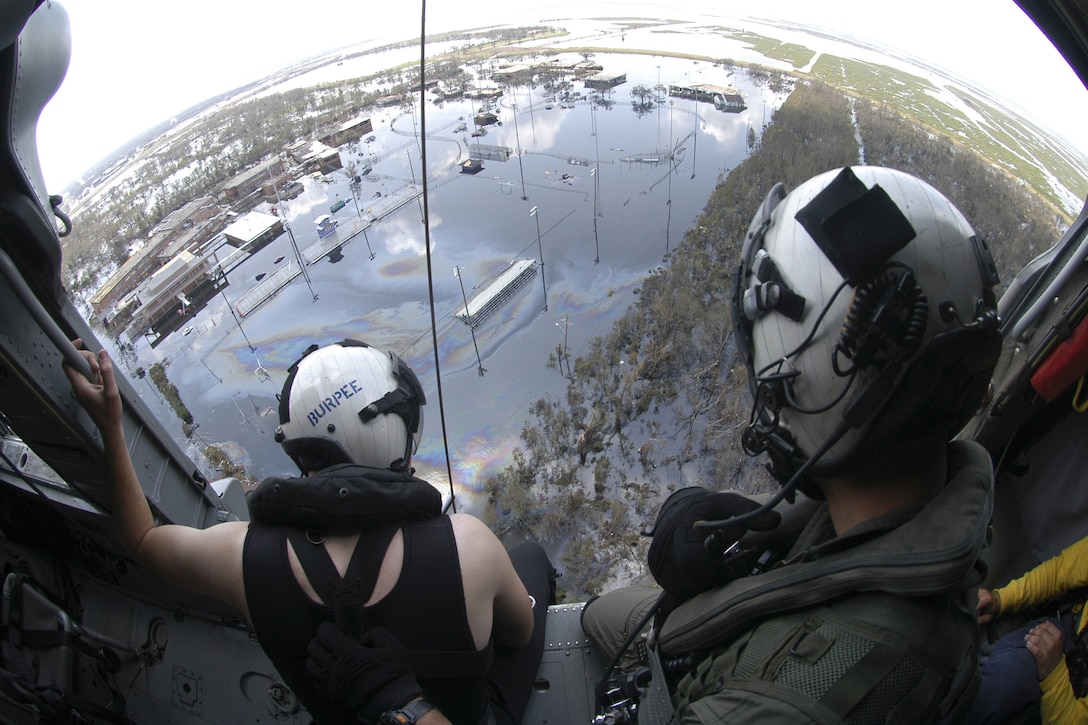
<box><xmin>513</xmin><ymin>101</ymin><xmax>570</xmax><ymax>154</ymax></box>
<box><xmin>379</xmin><ymin>213</ymin><xmax>428</xmax><ymax>255</ymax></box>
<box><xmin>430</xmin><ymin>142</ymin><xmax>462</xmax><ymax>176</ymax></box>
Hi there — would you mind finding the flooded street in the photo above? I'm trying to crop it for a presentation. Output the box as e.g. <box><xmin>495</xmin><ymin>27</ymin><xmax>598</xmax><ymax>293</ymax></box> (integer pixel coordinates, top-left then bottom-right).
<box><xmin>128</xmin><ymin>48</ymin><xmax>787</xmax><ymax>509</ymax></box>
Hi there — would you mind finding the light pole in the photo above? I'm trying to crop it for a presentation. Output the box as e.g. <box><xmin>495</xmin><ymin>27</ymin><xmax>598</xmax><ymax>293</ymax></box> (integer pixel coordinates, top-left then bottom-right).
<box><xmin>222</xmin><ymin>287</ymin><xmax>256</xmax><ymax>352</ymax></box>
<box><xmin>666</xmin><ymin>101</ymin><xmax>674</xmax><ymax>261</ymax></box>
<box><xmin>591</xmin><ymin>167</ymin><xmax>600</xmax><ymax>264</ymax></box>
<box><xmin>268</xmin><ymin>166</ymin><xmax>318</xmax><ymax>303</ymax></box>
<box><xmin>530</xmin><ymin>206</ymin><xmax>547</xmax><ymax>312</ymax></box>
<box><xmin>454</xmin><ymin>266</ymin><xmax>486</xmax><ymax>376</ymax></box>
<box><xmin>512</xmin><ymin>99</ymin><xmax>528</xmax><ymax>200</ymax></box>
<box><xmin>656</xmin><ymin>64</ymin><xmax>663</xmax><ymax>145</ymax></box>
<box><xmin>556</xmin><ymin>316</ymin><xmax>573</xmax><ymax>379</ymax></box>
<box><xmin>201</xmin><ymin>357</ymin><xmax>222</xmax><ymax>383</ymax></box>
<box><xmin>692</xmin><ymin>69</ymin><xmax>701</xmax><ymax>179</ymax></box>
<box><xmin>362</xmin><ymin>227</ymin><xmax>376</xmax><ymax>260</ymax></box>
<box><xmin>526</xmin><ymin>83</ymin><xmax>536</xmax><ymax>137</ymax></box>
<box><xmin>285</xmin><ymin>217</ymin><xmax>318</xmax><ymax>302</ymax></box>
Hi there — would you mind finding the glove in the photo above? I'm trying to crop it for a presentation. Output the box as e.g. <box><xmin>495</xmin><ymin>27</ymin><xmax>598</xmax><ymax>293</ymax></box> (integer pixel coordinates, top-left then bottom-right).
<box><xmin>648</xmin><ymin>487</ymin><xmax>780</xmax><ymax>600</ymax></box>
<box><xmin>306</xmin><ymin>622</ymin><xmax>423</xmax><ymax>723</ymax></box>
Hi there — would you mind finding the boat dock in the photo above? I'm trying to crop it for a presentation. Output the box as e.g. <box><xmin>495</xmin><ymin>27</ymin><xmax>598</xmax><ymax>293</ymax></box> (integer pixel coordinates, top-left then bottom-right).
<box><xmin>454</xmin><ymin>259</ymin><xmax>538</xmax><ymax>327</ymax></box>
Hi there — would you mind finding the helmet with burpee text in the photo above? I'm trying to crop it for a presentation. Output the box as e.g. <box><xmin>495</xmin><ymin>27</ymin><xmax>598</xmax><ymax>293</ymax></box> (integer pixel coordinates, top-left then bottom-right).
<box><xmin>274</xmin><ymin>339</ymin><xmax>426</xmax><ymax>473</ymax></box>
<box><xmin>731</xmin><ymin>166</ymin><xmax>1001</xmax><ymax>488</ymax></box>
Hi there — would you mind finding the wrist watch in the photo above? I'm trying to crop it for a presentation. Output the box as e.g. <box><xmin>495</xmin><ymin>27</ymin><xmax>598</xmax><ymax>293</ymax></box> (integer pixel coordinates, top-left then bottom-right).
<box><xmin>378</xmin><ymin>697</ymin><xmax>436</xmax><ymax>725</ymax></box>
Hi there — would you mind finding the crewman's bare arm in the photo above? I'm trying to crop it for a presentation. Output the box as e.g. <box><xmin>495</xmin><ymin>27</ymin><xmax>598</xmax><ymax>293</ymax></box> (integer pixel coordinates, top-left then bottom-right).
<box><xmin>64</xmin><ymin>341</ymin><xmax>249</xmax><ymax>617</ymax></box>
<box><xmin>450</xmin><ymin>513</ymin><xmax>533</xmax><ymax>648</ymax></box>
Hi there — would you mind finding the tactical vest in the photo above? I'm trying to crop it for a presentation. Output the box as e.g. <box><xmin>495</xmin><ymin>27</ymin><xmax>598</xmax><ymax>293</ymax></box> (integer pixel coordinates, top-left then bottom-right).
<box><xmin>648</xmin><ymin>440</ymin><xmax>993</xmax><ymax>723</ymax></box>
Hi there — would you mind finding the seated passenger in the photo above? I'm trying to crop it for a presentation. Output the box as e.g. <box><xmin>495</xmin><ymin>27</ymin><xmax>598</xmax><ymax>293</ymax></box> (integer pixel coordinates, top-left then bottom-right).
<box><xmin>969</xmin><ymin>537</ymin><xmax>1088</xmax><ymax>723</ymax></box>
<box><xmin>64</xmin><ymin>338</ymin><xmax>553</xmax><ymax>725</ymax></box>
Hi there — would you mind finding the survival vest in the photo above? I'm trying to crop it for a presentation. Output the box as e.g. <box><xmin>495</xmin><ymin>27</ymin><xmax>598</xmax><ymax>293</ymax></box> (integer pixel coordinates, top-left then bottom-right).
<box><xmin>244</xmin><ymin>465</ymin><xmax>493</xmax><ymax>724</ymax></box>
<box><xmin>642</xmin><ymin>440</ymin><xmax>993</xmax><ymax>724</ymax></box>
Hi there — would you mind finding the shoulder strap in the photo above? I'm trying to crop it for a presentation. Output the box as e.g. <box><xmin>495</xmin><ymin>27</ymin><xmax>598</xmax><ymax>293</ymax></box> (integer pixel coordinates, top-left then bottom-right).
<box><xmin>285</xmin><ymin>524</ymin><xmax>400</xmax><ymax>605</ymax></box>
<box><xmin>286</xmin><ymin>530</ymin><xmax>339</xmax><ymax>603</ymax></box>
<box><xmin>344</xmin><ymin>523</ymin><xmax>401</xmax><ymax>600</ymax></box>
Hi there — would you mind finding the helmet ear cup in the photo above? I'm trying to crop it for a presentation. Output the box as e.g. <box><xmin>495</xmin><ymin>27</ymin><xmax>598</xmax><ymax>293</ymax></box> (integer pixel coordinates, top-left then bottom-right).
<box><xmin>852</xmin><ymin>325</ymin><xmax>1001</xmax><ymax>470</ymax></box>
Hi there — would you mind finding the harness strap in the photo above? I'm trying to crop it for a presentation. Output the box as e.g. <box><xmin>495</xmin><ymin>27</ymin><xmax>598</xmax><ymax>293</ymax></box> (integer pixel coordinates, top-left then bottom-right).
<box><xmin>637</xmin><ymin>643</ymin><xmax>679</xmax><ymax>725</ymax></box>
<box><xmin>286</xmin><ymin>530</ymin><xmax>339</xmax><ymax>603</ymax></box>
<box><xmin>891</xmin><ymin>667</ymin><xmax>951</xmax><ymax>724</ymax></box>
<box><xmin>284</xmin><ymin>521</ymin><xmax>494</xmax><ymax>681</ymax></box>
<box><xmin>345</xmin><ymin>523</ymin><xmax>401</xmax><ymax>597</ymax></box>
<box><xmin>286</xmin><ymin>524</ymin><xmax>400</xmax><ymax>605</ymax></box>
<box><xmin>817</xmin><ymin>642</ymin><xmax>904</xmax><ymax>716</ymax></box>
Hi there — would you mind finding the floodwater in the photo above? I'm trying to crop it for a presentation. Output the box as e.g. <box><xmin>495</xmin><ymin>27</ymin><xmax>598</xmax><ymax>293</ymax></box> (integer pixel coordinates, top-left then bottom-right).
<box><xmin>132</xmin><ymin>49</ymin><xmax>787</xmax><ymax>511</ymax></box>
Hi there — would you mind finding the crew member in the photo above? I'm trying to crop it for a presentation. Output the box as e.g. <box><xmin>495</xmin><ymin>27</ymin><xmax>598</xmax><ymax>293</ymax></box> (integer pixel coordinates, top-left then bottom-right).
<box><xmin>581</xmin><ymin>166</ymin><xmax>1002</xmax><ymax>722</ymax></box>
<box><xmin>65</xmin><ymin>338</ymin><xmax>552</xmax><ymax>724</ymax></box>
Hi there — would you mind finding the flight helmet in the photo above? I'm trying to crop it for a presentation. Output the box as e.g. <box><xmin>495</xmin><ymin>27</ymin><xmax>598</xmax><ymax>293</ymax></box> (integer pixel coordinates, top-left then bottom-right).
<box><xmin>275</xmin><ymin>339</ymin><xmax>426</xmax><ymax>473</ymax></box>
<box><xmin>731</xmin><ymin>166</ymin><xmax>1001</xmax><ymax>488</ymax></box>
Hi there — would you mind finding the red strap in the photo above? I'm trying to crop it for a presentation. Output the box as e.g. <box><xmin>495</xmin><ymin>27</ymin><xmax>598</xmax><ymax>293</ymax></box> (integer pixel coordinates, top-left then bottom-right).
<box><xmin>1031</xmin><ymin>313</ymin><xmax>1088</xmax><ymax>403</ymax></box>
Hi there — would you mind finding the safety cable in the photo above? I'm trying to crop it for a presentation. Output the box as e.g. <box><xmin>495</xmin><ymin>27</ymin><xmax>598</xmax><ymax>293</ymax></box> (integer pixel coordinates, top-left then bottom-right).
<box><xmin>415</xmin><ymin>0</ymin><xmax>457</xmax><ymax>512</ymax></box>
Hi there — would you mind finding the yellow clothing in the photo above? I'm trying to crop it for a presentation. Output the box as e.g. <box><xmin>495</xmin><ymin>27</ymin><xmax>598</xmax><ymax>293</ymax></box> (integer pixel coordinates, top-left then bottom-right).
<box><xmin>995</xmin><ymin>535</ymin><xmax>1088</xmax><ymax>724</ymax></box>
<box><xmin>1040</xmin><ymin>659</ymin><xmax>1088</xmax><ymax>723</ymax></box>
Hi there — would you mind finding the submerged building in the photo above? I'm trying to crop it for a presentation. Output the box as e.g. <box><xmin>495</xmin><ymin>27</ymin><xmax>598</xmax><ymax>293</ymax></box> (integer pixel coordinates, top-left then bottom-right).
<box><xmin>584</xmin><ymin>71</ymin><xmax>627</xmax><ymax>89</ymax></box>
<box><xmin>668</xmin><ymin>82</ymin><xmax>746</xmax><ymax>112</ymax></box>
<box><xmin>127</xmin><ymin>250</ymin><xmax>221</xmax><ymax>341</ymax></box>
<box><xmin>221</xmin><ymin>211</ymin><xmax>284</xmax><ymax>253</ymax></box>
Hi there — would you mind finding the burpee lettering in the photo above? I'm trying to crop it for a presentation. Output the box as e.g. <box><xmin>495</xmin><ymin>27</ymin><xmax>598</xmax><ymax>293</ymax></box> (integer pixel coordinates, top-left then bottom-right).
<box><xmin>307</xmin><ymin>380</ymin><xmax>365</xmax><ymax>426</ymax></box>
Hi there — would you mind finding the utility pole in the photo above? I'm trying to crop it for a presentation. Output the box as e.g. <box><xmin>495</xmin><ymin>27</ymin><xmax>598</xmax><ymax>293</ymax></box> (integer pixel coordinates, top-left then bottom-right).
<box><xmin>454</xmin><ymin>266</ymin><xmax>486</xmax><ymax>376</ymax></box>
<box><xmin>530</xmin><ymin>206</ymin><xmax>547</xmax><ymax>312</ymax></box>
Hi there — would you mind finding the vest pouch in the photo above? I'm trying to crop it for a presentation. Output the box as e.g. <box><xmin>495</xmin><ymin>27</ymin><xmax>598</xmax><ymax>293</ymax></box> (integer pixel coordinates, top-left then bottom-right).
<box><xmin>676</xmin><ymin>599</ymin><xmax>968</xmax><ymax>722</ymax></box>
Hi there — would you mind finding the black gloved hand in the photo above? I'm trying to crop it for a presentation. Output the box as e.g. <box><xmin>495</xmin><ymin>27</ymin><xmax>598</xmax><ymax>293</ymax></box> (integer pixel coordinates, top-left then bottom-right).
<box><xmin>648</xmin><ymin>487</ymin><xmax>781</xmax><ymax>600</ymax></box>
<box><xmin>306</xmin><ymin>622</ymin><xmax>423</xmax><ymax>723</ymax></box>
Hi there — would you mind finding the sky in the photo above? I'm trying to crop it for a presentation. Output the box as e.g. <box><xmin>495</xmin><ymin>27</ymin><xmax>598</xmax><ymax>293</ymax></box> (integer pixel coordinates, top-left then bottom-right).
<box><xmin>33</xmin><ymin>0</ymin><xmax>1088</xmax><ymax>191</ymax></box>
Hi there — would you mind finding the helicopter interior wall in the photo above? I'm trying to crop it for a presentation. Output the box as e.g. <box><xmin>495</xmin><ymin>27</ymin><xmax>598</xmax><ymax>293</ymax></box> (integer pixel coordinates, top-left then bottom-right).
<box><xmin>987</xmin><ymin>405</ymin><xmax>1088</xmax><ymax>607</ymax></box>
<box><xmin>4</xmin><ymin>0</ymin><xmax>1088</xmax><ymax>721</ymax></box>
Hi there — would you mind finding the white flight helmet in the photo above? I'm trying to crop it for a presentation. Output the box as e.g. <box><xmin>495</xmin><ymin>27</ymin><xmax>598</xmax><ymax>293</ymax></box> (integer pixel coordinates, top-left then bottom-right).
<box><xmin>732</xmin><ymin>167</ymin><xmax>1000</xmax><ymax>488</ymax></box>
<box><xmin>275</xmin><ymin>340</ymin><xmax>425</xmax><ymax>473</ymax></box>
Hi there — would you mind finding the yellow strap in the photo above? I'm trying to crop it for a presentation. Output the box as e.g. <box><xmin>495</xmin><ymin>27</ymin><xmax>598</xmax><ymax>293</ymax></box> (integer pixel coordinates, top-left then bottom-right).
<box><xmin>1074</xmin><ymin>376</ymin><xmax>1088</xmax><ymax>413</ymax></box>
